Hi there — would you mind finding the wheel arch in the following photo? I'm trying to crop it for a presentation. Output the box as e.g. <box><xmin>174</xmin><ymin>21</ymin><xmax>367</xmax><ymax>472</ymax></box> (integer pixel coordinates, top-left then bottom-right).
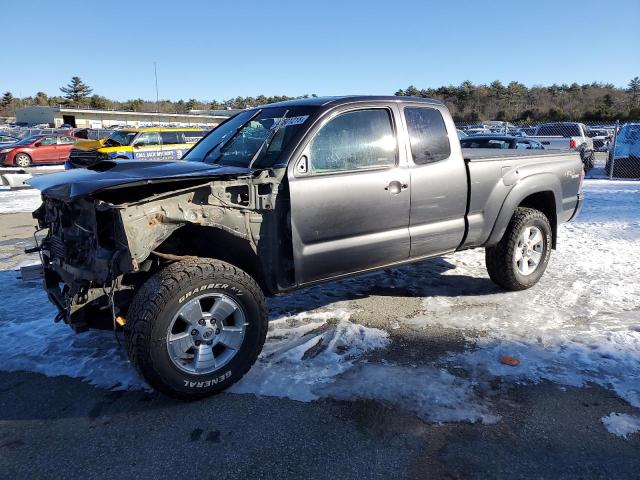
<box><xmin>486</xmin><ymin>174</ymin><xmax>561</xmax><ymax>249</ymax></box>
<box><xmin>152</xmin><ymin>224</ymin><xmax>273</xmax><ymax>295</ymax></box>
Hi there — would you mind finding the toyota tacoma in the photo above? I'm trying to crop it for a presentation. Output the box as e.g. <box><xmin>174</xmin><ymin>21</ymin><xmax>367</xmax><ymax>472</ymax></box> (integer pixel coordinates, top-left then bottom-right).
<box><xmin>28</xmin><ymin>96</ymin><xmax>584</xmax><ymax>399</ymax></box>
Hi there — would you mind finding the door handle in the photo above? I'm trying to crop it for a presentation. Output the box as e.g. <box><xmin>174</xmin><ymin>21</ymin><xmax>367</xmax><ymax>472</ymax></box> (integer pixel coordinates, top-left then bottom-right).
<box><xmin>385</xmin><ymin>180</ymin><xmax>408</xmax><ymax>195</ymax></box>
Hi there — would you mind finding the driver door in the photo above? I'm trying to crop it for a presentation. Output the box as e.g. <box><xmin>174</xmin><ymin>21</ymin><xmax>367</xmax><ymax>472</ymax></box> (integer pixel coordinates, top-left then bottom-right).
<box><xmin>33</xmin><ymin>136</ymin><xmax>58</xmax><ymax>162</ymax></box>
<box><xmin>288</xmin><ymin>106</ymin><xmax>410</xmax><ymax>285</ymax></box>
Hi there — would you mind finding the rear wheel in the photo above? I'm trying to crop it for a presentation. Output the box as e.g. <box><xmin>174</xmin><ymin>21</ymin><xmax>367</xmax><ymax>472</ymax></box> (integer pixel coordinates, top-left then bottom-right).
<box><xmin>14</xmin><ymin>153</ymin><xmax>31</xmax><ymax>167</ymax></box>
<box><xmin>485</xmin><ymin>207</ymin><xmax>552</xmax><ymax>291</ymax></box>
<box><xmin>125</xmin><ymin>258</ymin><xmax>268</xmax><ymax>400</ymax></box>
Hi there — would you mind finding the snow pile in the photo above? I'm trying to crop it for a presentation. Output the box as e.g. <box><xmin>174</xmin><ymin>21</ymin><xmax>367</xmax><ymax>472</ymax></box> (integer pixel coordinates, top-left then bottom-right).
<box><xmin>230</xmin><ymin>310</ymin><xmax>390</xmax><ymax>401</ymax></box>
<box><xmin>0</xmin><ymin>188</ymin><xmax>42</xmax><ymax>214</ymax></box>
<box><xmin>601</xmin><ymin>413</ymin><xmax>640</xmax><ymax>438</ymax></box>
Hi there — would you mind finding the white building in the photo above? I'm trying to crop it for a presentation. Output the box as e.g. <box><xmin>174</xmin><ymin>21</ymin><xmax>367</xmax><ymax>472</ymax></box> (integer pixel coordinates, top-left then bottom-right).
<box><xmin>15</xmin><ymin>106</ymin><xmax>232</xmax><ymax>129</ymax></box>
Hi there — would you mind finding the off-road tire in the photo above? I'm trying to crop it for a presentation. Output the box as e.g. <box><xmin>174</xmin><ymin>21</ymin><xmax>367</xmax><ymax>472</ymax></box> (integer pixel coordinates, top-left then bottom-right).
<box><xmin>125</xmin><ymin>258</ymin><xmax>268</xmax><ymax>400</ymax></box>
<box><xmin>14</xmin><ymin>153</ymin><xmax>31</xmax><ymax>167</ymax></box>
<box><xmin>485</xmin><ymin>207</ymin><xmax>552</xmax><ymax>291</ymax></box>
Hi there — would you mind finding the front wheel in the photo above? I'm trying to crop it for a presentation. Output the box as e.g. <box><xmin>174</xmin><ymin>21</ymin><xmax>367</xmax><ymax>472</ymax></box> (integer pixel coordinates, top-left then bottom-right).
<box><xmin>125</xmin><ymin>258</ymin><xmax>268</xmax><ymax>400</ymax></box>
<box><xmin>485</xmin><ymin>207</ymin><xmax>552</xmax><ymax>291</ymax></box>
<box><xmin>14</xmin><ymin>153</ymin><xmax>31</xmax><ymax>167</ymax></box>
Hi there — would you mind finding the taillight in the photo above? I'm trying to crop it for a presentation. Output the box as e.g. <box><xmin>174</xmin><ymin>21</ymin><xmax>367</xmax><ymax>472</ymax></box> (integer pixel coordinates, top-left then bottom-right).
<box><xmin>569</xmin><ymin>138</ymin><xmax>577</xmax><ymax>149</ymax></box>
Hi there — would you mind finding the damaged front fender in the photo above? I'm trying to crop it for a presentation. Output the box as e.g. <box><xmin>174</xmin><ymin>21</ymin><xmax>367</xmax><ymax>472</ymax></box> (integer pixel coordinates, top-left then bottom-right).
<box><xmin>111</xmin><ymin>170</ymin><xmax>280</xmax><ymax>271</ymax></box>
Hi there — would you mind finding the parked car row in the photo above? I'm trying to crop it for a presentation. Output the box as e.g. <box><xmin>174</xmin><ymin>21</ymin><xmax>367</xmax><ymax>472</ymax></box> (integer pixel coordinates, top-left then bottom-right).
<box><xmin>0</xmin><ymin>127</ymin><xmax>206</xmax><ymax>168</ymax></box>
<box><xmin>458</xmin><ymin>121</ymin><xmax>606</xmax><ymax>172</ymax></box>
<box><xmin>460</xmin><ymin>136</ymin><xmax>544</xmax><ymax>150</ymax></box>
<box><xmin>2</xmin><ymin>118</ymin><xmax>635</xmax><ymax>176</ymax></box>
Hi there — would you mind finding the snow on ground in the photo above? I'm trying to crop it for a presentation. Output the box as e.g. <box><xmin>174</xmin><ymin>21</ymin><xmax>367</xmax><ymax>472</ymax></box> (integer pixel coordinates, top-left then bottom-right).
<box><xmin>0</xmin><ymin>179</ymin><xmax>638</xmax><ymax>429</ymax></box>
<box><xmin>0</xmin><ymin>188</ymin><xmax>42</xmax><ymax>213</ymax></box>
<box><xmin>399</xmin><ymin>181</ymin><xmax>640</xmax><ymax>411</ymax></box>
<box><xmin>229</xmin><ymin>311</ymin><xmax>390</xmax><ymax>401</ymax></box>
<box><xmin>602</xmin><ymin>413</ymin><xmax>640</xmax><ymax>438</ymax></box>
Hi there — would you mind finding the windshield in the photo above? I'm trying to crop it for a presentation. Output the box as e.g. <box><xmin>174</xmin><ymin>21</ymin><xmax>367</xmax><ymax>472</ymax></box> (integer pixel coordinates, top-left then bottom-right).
<box><xmin>183</xmin><ymin>107</ymin><xmax>313</xmax><ymax>168</ymax></box>
<box><xmin>15</xmin><ymin>135</ymin><xmax>42</xmax><ymax>145</ymax></box>
<box><xmin>103</xmin><ymin>131</ymin><xmax>138</xmax><ymax>147</ymax></box>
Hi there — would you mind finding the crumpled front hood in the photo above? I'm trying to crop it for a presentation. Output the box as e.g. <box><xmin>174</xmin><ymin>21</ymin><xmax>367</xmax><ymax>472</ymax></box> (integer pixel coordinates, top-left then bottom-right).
<box><xmin>27</xmin><ymin>160</ymin><xmax>253</xmax><ymax>199</ymax></box>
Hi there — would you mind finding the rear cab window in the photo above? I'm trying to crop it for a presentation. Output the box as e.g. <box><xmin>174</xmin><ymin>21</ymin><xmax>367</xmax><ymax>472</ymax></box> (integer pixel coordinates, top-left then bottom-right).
<box><xmin>160</xmin><ymin>132</ymin><xmax>181</xmax><ymax>145</ymax></box>
<box><xmin>403</xmin><ymin>107</ymin><xmax>451</xmax><ymax>164</ymax></box>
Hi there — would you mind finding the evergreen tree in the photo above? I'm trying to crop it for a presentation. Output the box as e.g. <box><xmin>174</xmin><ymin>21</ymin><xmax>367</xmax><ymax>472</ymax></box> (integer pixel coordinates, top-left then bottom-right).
<box><xmin>1</xmin><ymin>91</ymin><xmax>14</xmax><ymax>107</ymax></box>
<box><xmin>60</xmin><ymin>76</ymin><xmax>93</xmax><ymax>104</ymax></box>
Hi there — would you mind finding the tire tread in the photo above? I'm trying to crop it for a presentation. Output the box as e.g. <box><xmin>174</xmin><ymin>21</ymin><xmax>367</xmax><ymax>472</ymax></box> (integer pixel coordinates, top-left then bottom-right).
<box><xmin>485</xmin><ymin>207</ymin><xmax>551</xmax><ymax>291</ymax></box>
<box><xmin>125</xmin><ymin>258</ymin><xmax>267</xmax><ymax>399</ymax></box>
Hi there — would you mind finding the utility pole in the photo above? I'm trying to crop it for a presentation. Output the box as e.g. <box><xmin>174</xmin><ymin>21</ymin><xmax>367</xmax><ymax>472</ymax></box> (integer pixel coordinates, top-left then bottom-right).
<box><xmin>154</xmin><ymin>61</ymin><xmax>160</xmax><ymax>125</ymax></box>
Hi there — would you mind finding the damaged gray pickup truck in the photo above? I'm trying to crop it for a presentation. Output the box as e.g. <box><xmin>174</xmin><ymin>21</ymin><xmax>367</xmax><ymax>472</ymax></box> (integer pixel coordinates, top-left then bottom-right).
<box><xmin>28</xmin><ymin>96</ymin><xmax>584</xmax><ymax>399</ymax></box>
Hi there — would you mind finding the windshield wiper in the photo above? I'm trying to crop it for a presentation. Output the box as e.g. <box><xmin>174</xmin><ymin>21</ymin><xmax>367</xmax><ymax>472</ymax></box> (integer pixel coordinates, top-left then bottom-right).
<box><xmin>248</xmin><ymin>110</ymin><xmax>289</xmax><ymax>169</ymax></box>
<box><xmin>203</xmin><ymin>109</ymin><xmax>262</xmax><ymax>163</ymax></box>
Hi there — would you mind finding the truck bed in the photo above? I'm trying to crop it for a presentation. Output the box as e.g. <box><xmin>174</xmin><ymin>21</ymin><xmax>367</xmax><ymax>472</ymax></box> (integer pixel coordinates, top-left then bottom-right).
<box><xmin>461</xmin><ymin>148</ymin><xmax>582</xmax><ymax>249</ymax></box>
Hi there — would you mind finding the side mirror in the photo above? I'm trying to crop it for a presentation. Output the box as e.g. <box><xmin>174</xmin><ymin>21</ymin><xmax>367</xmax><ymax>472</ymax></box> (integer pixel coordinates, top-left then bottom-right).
<box><xmin>34</xmin><ymin>141</ymin><xmax>42</xmax><ymax>147</ymax></box>
<box><xmin>133</xmin><ymin>142</ymin><xmax>142</xmax><ymax>149</ymax></box>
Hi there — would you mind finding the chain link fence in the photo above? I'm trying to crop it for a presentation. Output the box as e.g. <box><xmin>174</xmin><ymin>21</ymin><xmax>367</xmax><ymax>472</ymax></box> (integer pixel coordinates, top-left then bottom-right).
<box><xmin>455</xmin><ymin>120</ymin><xmax>640</xmax><ymax>180</ymax></box>
<box><xmin>0</xmin><ymin>127</ymin><xmax>114</xmax><ymax>140</ymax></box>
<box><xmin>2</xmin><ymin>121</ymin><xmax>638</xmax><ymax>179</ymax></box>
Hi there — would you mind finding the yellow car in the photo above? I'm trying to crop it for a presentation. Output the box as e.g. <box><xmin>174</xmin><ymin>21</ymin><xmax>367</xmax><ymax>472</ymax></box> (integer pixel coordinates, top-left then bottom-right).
<box><xmin>67</xmin><ymin>128</ymin><xmax>205</xmax><ymax>168</ymax></box>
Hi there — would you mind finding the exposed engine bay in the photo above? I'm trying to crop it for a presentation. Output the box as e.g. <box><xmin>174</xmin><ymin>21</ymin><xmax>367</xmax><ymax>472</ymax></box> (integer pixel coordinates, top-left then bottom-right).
<box><xmin>32</xmin><ymin>170</ymin><xmax>287</xmax><ymax>332</ymax></box>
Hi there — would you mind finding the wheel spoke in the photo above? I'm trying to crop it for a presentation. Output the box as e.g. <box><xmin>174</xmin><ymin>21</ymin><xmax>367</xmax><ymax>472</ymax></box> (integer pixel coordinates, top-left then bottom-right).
<box><xmin>530</xmin><ymin>229</ymin><xmax>543</xmax><ymax>246</ymax></box>
<box><xmin>514</xmin><ymin>248</ymin><xmax>523</xmax><ymax>262</ymax></box>
<box><xmin>529</xmin><ymin>250</ymin><xmax>542</xmax><ymax>265</ymax></box>
<box><xmin>518</xmin><ymin>258</ymin><xmax>529</xmax><ymax>275</ymax></box>
<box><xmin>522</xmin><ymin>227</ymin><xmax>531</xmax><ymax>242</ymax></box>
<box><xmin>209</xmin><ymin>297</ymin><xmax>237</xmax><ymax>323</ymax></box>
<box><xmin>168</xmin><ymin>332</ymin><xmax>194</xmax><ymax>358</ymax></box>
<box><xmin>179</xmin><ymin>299</ymin><xmax>204</xmax><ymax>325</ymax></box>
<box><xmin>218</xmin><ymin>326</ymin><xmax>244</xmax><ymax>350</ymax></box>
<box><xmin>193</xmin><ymin>344</ymin><xmax>216</xmax><ymax>372</ymax></box>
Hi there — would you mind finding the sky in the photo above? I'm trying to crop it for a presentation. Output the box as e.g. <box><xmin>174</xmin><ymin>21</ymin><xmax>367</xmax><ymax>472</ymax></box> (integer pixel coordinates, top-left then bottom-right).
<box><xmin>1</xmin><ymin>0</ymin><xmax>639</xmax><ymax>102</ymax></box>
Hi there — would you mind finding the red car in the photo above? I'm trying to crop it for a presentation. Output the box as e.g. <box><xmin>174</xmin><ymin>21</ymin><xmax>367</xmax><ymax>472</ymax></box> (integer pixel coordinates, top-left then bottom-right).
<box><xmin>0</xmin><ymin>134</ymin><xmax>78</xmax><ymax>167</ymax></box>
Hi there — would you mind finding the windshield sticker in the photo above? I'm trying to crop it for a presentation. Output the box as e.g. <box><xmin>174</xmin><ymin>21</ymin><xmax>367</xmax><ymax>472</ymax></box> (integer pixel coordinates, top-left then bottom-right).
<box><xmin>276</xmin><ymin>115</ymin><xmax>309</xmax><ymax>128</ymax></box>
